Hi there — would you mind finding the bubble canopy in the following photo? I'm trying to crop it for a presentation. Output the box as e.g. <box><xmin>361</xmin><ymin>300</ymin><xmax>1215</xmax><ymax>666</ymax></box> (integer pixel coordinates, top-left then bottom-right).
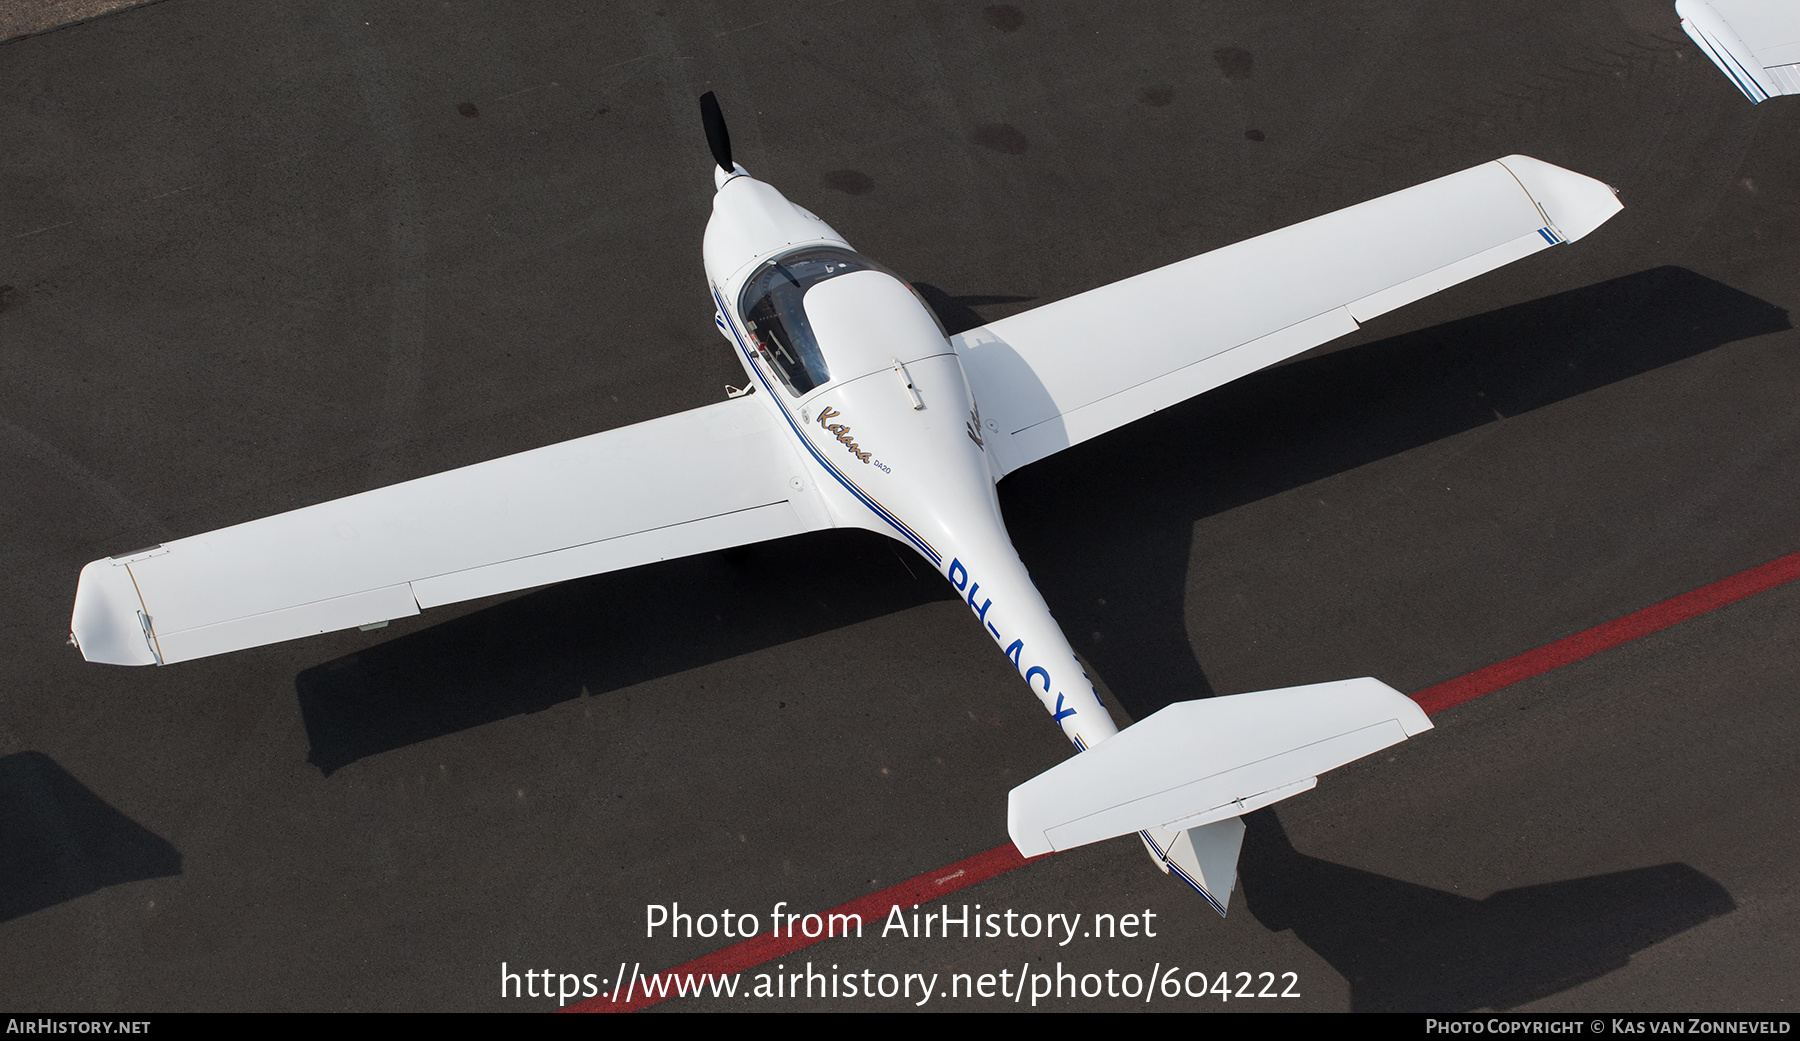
<box><xmin>737</xmin><ymin>246</ymin><xmax>900</xmax><ymax>396</ymax></box>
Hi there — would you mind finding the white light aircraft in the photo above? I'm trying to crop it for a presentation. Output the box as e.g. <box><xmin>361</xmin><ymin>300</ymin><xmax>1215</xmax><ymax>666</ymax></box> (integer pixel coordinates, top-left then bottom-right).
<box><xmin>70</xmin><ymin>94</ymin><xmax>1621</xmax><ymax>912</ymax></box>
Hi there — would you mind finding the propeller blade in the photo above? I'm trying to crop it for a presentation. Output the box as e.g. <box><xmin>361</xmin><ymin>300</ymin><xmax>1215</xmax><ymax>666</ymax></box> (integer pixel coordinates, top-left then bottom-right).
<box><xmin>700</xmin><ymin>91</ymin><xmax>733</xmax><ymax>173</ymax></box>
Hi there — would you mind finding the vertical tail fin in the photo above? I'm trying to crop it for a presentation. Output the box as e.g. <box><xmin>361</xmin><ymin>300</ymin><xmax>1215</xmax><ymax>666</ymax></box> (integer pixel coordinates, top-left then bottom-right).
<box><xmin>1140</xmin><ymin>819</ymin><xmax>1248</xmax><ymax>916</ymax></box>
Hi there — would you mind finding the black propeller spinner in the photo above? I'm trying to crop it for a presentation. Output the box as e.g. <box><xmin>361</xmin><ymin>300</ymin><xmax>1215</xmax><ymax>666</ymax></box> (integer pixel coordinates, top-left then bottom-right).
<box><xmin>700</xmin><ymin>91</ymin><xmax>733</xmax><ymax>173</ymax></box>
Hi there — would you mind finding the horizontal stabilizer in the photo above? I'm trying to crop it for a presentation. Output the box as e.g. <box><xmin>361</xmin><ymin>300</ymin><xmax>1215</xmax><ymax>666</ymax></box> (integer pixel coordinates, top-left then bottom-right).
<box><xmin>1008</xmin><ymin>677</ymin><xmax>1431</xmax><ymax>857</ymax></box>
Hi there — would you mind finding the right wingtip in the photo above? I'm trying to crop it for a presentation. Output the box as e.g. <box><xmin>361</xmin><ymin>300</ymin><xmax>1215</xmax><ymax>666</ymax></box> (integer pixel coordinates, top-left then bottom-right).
<box><xmin>1497</xmin><ymin>155</ymin><xmax>1624</xmax><ymax>243</ymax></box>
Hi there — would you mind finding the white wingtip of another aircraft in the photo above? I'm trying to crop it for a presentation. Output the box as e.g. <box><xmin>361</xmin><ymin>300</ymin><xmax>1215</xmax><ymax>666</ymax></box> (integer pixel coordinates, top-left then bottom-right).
<box><xmin>1677</xmin><ymin>0</ymin><xmax>1800</xmax><ymax>103</ymax></box>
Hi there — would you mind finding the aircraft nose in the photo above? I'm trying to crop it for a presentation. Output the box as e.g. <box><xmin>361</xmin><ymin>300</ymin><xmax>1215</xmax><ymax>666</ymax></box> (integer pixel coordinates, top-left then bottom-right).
<box><xmin>714</xmin><ymin>162</ymin><xmax>749</xmax><ymax>191</ymax></box>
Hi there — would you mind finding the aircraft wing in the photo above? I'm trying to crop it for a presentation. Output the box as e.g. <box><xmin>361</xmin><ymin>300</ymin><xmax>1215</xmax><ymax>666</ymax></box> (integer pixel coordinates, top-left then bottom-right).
<box><xmin>71</xmin><ymin>396</ymin><xmax>825</xmax><ymax>665</ymax></box>
<box><xmin>1678</xmin><ymin>0</ymin><xmax>1800</xmax><ymax>103</ymax></box>
<box><xmin>952</xmin><ymin>155</ymin><xmax>1622</xmax><ymax>478</ymax></box>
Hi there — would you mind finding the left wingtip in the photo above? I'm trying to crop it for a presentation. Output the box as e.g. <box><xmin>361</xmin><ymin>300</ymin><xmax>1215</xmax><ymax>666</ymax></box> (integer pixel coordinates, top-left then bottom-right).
<box><xmin>71</xmin><ymin>559</ymin><xmax>159</xmax><ymax>666</ymax></box>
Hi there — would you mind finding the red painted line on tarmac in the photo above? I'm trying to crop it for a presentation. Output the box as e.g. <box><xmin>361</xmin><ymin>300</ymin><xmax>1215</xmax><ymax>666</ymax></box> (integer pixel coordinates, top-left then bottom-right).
<box><xmin>1411</xmin><ymin>548</ymin><xmax>1800</xmax><ymax>715</ymax></box>
<box><xmin>566</xmin><ymin>548</ymin><xmax>1800</xmax><ymax>1013</ymax></box>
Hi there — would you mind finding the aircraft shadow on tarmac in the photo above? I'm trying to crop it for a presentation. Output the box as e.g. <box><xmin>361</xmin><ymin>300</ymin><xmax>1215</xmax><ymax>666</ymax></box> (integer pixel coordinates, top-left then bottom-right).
<box><xmin>1240</xmin><ymin>810</ymin><xmax>1736</xmax><ymax>1012</ymax></box>
<box><xmin>294</xmin><ymin>528</ymin><xmax>955</xmax><ymax>775</ymax></box>
<box><xmin>0</xmin><ymin>751</ymin><xmax>181</xmax><ymax>923</ymax></box>
<box><xmin>295</xmin><ymin>267</ymin><xmax>1788</xmax><ymax>774</ymax></box>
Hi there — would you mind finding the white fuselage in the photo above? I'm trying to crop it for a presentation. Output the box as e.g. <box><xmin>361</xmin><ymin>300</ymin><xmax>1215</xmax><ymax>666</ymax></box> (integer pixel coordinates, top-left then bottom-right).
<box><xmin>702</xmin><ymin>170</ymin><xmax>1118</xmax><ymax>751</ymax></box>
